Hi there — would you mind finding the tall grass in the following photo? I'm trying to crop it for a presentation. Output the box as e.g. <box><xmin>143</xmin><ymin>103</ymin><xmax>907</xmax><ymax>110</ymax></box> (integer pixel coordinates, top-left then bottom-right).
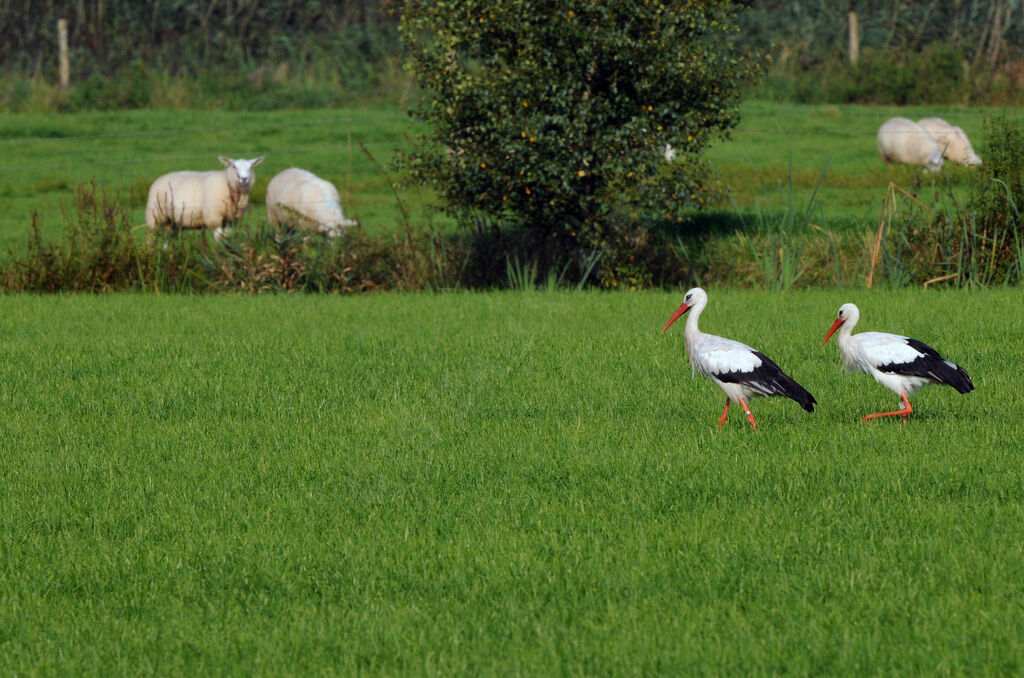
<box><xmin>866</xmin><ymin>117</ymin><xmax>1024</xmax><ymax>288</ymax></box>
<box><xmin>4</xmin><ymin>169</ymin><xmax>1020</xmax><ymax>294</ymax></box>
<box><xmin>728</xmin><ymin>156</ymin><xmax>831</xmax><ymax>291</ymax></box>
<box><xmin>0</xmin><ymin>183</ymin><xmax>464</xmax><ymax>294</ymax></box>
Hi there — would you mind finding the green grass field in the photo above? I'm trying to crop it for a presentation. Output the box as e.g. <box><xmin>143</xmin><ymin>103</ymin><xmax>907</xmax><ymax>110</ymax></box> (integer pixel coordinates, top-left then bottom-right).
<box><xmin>0</xmin><ymin>106</ymin><xmax>430</xmax><ymax>257</ymax></box>
<box><xmin>705</xmin><ymin>102</ymin><xmax>992</xmax><ymax>226</ymax></box>
<box><xmin>2</xmin><ymin>289</ymin><xmax>1021</xmax><ymax>674</ymax></box>
<box><xmin>0</xmin><ymin>102</ymin><xmax>1000</xmax><ymax>260</ymax></box>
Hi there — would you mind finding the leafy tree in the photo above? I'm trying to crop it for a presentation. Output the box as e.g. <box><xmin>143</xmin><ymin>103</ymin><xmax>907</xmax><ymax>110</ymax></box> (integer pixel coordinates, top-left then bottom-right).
<box><xmin>398</xmin><ymin>0</ymin><xmax>766</xmax><ymax>261</ymax></box>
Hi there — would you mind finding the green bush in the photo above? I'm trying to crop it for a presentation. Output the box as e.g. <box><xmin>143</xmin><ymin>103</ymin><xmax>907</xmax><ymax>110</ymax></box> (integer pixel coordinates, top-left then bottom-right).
<box><xmin>397</xmin><ymin>0</ymin><xmax>766</xmax><ymax>281</ymax></box>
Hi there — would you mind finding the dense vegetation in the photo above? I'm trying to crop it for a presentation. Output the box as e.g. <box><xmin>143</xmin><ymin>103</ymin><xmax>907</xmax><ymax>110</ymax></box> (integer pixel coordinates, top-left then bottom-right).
<box><xmin>5</xmin><ymin>1</ymin><xmax>1024</xmax><ymax>112</ymax></box>
<box><xmin>0</xmin><ymin>0</ymin><xmax>400</xmax><ymax>111</ymax></box>
<box><xmin>1</xmin><ymin>2</ymin><xmax>1021</xmax><ymax>291</ymax></box>
<box><xmin>744</xmin><ymin>0</ymin><xmax>1024</xmax><ymax>105</ymax></box>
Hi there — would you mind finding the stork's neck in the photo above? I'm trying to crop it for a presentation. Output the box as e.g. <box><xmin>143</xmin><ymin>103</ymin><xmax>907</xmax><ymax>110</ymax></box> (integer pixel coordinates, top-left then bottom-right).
<box><xmin>837</xmin><ymin>312</ymin><xmax>859</xmax><ymax>344</ymax></box>
<box><xmin>835</xmin><ymin>315</ymin><xmax>860</xmax><ymax>376</ymax></box>
<box><xmin>683</xmin><ymin>299</ymin><xmax>706</xmax><ymax>359</ymax></box>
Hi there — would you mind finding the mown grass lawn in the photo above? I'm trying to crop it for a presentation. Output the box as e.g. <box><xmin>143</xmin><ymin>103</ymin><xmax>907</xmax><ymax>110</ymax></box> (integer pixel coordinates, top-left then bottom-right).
<box><xmin>1</xmin><ymin>288</ymin><xmax>1021</xmax><ymax>674</ymax></box>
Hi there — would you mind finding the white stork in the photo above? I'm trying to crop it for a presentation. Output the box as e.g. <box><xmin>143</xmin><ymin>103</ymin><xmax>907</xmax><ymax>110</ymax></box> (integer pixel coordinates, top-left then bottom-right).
<box><xmin>661</xmin><ymin>287</ymin><xmax>816</xmax><ymax>429</ymax></box>
<box><xmin>821</xmin><ymin>302</ymin><xmax>974</xmax><ymax>423</ymax></box>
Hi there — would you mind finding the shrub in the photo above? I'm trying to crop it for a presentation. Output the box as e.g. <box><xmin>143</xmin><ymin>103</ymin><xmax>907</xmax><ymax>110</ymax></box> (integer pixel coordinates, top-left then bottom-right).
<box><xmin>397</xmin><ymin>0</ymin><xmax>766</xmax><ymax>279</ymax></box>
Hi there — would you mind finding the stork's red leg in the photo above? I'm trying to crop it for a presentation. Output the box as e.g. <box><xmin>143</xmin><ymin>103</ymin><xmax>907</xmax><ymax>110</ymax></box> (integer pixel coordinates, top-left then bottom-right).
<box><xmin>717</xmin><ymin>398</ymin><xmax>730</xmax><ymax>428</ymax></box>
<box><xmin>862</xmin><ymin>391</ymin><xmax>913</xmax><ymax>424</ymax></box>
<box><xmin>738</xmin><ymin>396</ymin><xmax>757</xmax><ymax>430</ymax></box>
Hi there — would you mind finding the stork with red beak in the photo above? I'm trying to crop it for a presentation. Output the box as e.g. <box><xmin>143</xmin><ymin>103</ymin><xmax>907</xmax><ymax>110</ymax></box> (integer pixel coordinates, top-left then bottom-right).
<box><xmin>661</xmin><ymin>288</ymin><xmax>816</xmax><ymax>429</ymax></box>
<box><xmin>821</xmin><ymin>302</ymin><xmax>974</xmax><ymax>423</ymax></box>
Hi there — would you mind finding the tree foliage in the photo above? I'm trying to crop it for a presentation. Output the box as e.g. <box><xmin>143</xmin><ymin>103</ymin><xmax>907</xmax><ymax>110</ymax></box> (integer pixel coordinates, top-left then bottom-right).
<box><xmin>398</xmin><ymin>0</ymin><xmax>765</xmax><ymax>254</ymax></box>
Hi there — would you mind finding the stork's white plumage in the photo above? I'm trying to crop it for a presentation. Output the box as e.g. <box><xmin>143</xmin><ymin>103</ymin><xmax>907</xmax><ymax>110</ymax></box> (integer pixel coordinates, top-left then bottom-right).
<box><xmin>661</xmin><ymin>288</ymin><xmax>816</xmax><ymax>429</ymax></box>
<box><xmin>821</xmin><ymin>302</ymin><xmax>974</xmax><ymax>423</ymax></box>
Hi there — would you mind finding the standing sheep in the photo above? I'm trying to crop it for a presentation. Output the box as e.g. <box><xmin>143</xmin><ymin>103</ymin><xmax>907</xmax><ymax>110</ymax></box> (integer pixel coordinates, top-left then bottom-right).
<box><xmin>146</xmin><ymin>156</ymin><xmax>264</xmax><ymax>239</ymax></box>
<box><xmin>917</xmin><ymin>117</ymin><xmax>982</xmax><ymax>166</ymax></box>
<box><xmin>876</xmin><ymin>117</ymin><xmax>943</xmax><ymax>172</ymax></box>
<box><xmin>265</xmin><ymin>168</ymin><xmax>357</xmax><ymax>238</ymax></box>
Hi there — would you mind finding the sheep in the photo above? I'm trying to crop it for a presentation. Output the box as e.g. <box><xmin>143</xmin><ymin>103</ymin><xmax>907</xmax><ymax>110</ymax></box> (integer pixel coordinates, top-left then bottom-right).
<box><xmin>917</xmin><ymin>117</ymin><xmax>982</xmax><ymax>166</ymax></box>
<box><xmin>265</xmin><ymin>168</ymin><xmax>357</xmax><ymax>238</ymax></box>
<box><xmin>876</xmin><ymin>117</ymin><xmax>943</xmax><ymax>172</ymax></box>
<box><xmin>145</xmin><ymin>156</ymin><xmax>264</xmax><ymax>239</ymax></box>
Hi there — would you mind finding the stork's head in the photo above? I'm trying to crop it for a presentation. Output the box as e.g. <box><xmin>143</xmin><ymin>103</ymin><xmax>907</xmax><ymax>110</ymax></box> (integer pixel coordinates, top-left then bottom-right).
<box><xmin>822</xmin><ymin>303</ymin><xmax>859</xmax><ymax>344</ymax></box>
<box><xmin>220</xmin><ymin>156</ymin><xmax>264</xmax><ymax>192</ymax></box>
<box><xmin>661</xmin><ymin>287</ymin><xmax>706</xmax><ymax>333</ymax></box>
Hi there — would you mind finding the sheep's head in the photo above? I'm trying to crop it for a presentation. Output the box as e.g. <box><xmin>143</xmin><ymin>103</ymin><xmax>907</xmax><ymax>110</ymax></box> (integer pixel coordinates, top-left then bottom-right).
<box><xmin>220</xmin><ymin>156</ymin><xmax>264</xmax><ymax>193</ymax></box>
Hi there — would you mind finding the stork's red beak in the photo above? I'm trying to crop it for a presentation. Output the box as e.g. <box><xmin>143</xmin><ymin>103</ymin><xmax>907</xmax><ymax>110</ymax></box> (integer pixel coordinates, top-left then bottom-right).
<box><xmin>661</xmin><ymin>303</ymin><xmax>690</xmax><ymax>333</ymax></box>
<box><xmin>821</xmin><ymin>317</ymin><xmax>844</xmax><ymax>345</ymax></box>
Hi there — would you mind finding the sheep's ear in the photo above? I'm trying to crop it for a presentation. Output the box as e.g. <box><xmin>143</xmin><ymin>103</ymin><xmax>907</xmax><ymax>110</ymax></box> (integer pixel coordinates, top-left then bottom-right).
<box><xmin>219</xmin><ymin>156</ymin><xmax>231</xmax><ymax>167</ymax></box>
<box><xmin>251</xmin><ymin>157</ymin><xmax>265</xmax><ymax>167</ymax></box>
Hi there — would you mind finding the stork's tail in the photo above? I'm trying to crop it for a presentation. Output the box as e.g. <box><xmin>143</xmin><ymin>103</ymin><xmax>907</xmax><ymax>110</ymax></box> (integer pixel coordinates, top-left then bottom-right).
<box><xmin>941</xmin><ymin>360</ymin><xmax>974</xmax><ymax>394</ymax></box>
<box><xmin>788</xmin><ymin>381</ymin><xmax>817</xmax><ymax>412</ymax></box>
<box><xmin>766</xmin><ymin>373</ymin><xmax>816</xmax><ymax>412</ymax></box>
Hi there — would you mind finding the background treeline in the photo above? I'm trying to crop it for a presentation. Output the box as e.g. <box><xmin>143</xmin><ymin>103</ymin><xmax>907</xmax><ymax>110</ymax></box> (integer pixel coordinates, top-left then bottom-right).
<box><xmin>4</xmin><ymin>0</ymin><xmax>1024</xmax><ymax>111</ymax></box>
<box><xmin>743</xmin><ymin>0</ymin><xmax>1024</xmax><ymax>104</ymax></box>
<box><xmin>0</xmin><ymin>0</ymin><xmax>400</xmax><ymax>110</ymax></box>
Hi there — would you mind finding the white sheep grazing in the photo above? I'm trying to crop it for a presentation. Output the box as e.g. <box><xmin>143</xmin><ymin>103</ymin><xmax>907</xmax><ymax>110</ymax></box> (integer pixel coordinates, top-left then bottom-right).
<box><xmin>917</xmin><ymin>117</ymin><xmax>982</xmax><ymax>166</ymax></box>
<box><xmin>265</xmin><ymin>168</ymin><xmax>357</xmax><ymax>238</ymax></box>
<box><xmin>876</xmin><ymin>117</ymin><xmax>943</xmax><ymax>172</ymax></box>
<box><xmin>145</xmin><ymin>156</ymin><xmax>264</xmax><ymax>239</ymax></box>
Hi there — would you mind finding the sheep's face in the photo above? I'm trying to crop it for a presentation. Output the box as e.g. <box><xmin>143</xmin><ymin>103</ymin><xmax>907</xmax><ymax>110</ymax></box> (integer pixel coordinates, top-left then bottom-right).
<box><xmin>220</xmin><ymin>156</ymin><xmax>264</xmax><ymax>192</ymax></box>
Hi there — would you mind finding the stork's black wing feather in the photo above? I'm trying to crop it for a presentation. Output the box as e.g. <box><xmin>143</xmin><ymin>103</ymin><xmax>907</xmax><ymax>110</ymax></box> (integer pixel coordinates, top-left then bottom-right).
<box><xmin>716</xmin><ymin>351</ymin><xmax>817</xmax><ymax>412</ymax></box>
<box><xmin>878</xmin><ymin>338</ymin><xmax>974</xmax><ymax>394</ymax></box>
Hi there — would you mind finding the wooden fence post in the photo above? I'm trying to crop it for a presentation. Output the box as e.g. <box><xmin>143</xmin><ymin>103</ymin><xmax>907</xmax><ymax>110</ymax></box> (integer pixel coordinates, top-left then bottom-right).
<box><xmin>58</xmin><ymin>18</ymin><xmax>70</xmax><ymax>88</ymax></box>
<box><xmin>848</xmin><ymin>11</ymin><xmax>860</xmax><ymax>66</ymax></box>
